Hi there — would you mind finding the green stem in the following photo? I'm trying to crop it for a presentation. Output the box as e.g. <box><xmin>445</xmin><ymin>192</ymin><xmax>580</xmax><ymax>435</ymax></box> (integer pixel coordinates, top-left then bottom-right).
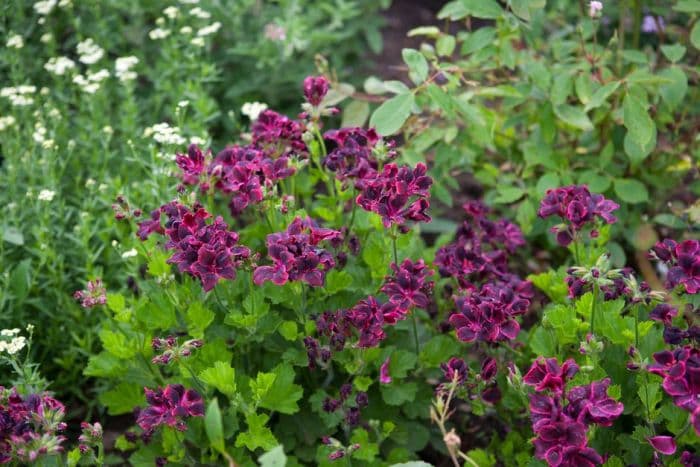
<box><xmin>634</xmin><ymin>304</ymin><xmax>640</xmax><ymax>349</ymax></box>
<box><xmin>616</xmin><ymin>0</ymin><xmax>627</xmax><ymax>75</ymax></box>
<box><xmin>590</xmin><ymin>283</ymin><xmax>599</xmax><ymax>336</ymax></box>
<box><xmin>391</xmin><ymin>234</ymin><xmax>398</xmax><ymax>266</ymax></box>
<box><xmin>632</xmin><ymin>0</ymin><xmax>642</xmax><ymax>50</ymax></box>
<box><xmin>411</xmin><ymin>311</ymin><xmax>420</xmax><ymax>356</ymax></box>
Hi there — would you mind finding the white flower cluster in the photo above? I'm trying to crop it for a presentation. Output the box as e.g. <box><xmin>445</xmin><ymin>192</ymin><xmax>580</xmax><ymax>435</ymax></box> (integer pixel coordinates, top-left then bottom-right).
<box><xmin>44</xmin><ymin>56</ymin><xmax>76</xmax><ymax>76</ymax></box>
<box><xmin>33</xmin><ymin>123</ymin><xmax>55</xmax><ymax>149</ymax></box>
<box><xmin>144</xmin><ymin>122</ymin><xmax>186</xmax><ymax>145</ymax></box>
<box><xmin>115</xmin><ymin>56</ymin><xmax>139</xmax><ymax>82</ymax></box>
<box><xmin>77</xmin><ymin>38</ymin><xmax>104</xmax><ymax>64</ymax></box>
<box><xmin>163</xmin><ymin>6</ymin><xmax>179</xmax><ymax>19</ymax></box>
<box><xmin>33</xmin><ymin>0</ymin><xmax>57</xmax><ymax>15</ymax></box>
<box><xmin>6</xmin><ymin>33</ymin><xmax>24</xmax><ymax>49</ymax></box>
<box><xmin>73</xmin><ymin>69</ymin><xmax>110</xmax><ymax>94</ymax></box>
<box><xmin>197</xmin><ymin>21</ymin><xmax>221</xmax><ymax>37</ymax></box>
<box><xmin>38</xmin><ymin>189</ymin><xmax>56</xmax><ymax>201</ymax></box>
<box><xmin>0</xmin><ymin>329</ymin><xmax>26</xmax><ymax>355</ymax></box>
<box><xmin>241</xmin><ymin>101</ymin><xmax>268</xmax><ymax>120</ymax></box>
<box><xmin>122</xmin><ymin>248</ymin><xmax>138</xmax><ymax>258</ymax></box>
<box><xmin>0</xmin><ymin>116</ymin><xmax>16</xmax><ymax>131</ymax></box>
<box><xmin>1</xmin><ymin>86</ymin><xmax>36</xmax><ymax>107</ymax></box>
<box><xmin>189</xmin><ymin>7</ymin><xmax>210</xmax><ymax>19</ymax></box>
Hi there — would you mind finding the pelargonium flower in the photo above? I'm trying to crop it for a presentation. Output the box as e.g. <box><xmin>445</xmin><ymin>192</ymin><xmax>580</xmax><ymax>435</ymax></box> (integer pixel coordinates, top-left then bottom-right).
<box><xmin>136</xmin><ymin>385</ymin><xmax>204</xmax><ymax>435</ymax></box>
<box><xmin>647</xmin><ymin>346</ymin><xmax>700</xmax><ymax>435</ymax></box>
<box><xmin>449</xmin><ymin>283</ymin><xmax>530</xmax><ymax>344</ymax></box>
<box><xmin>303</xmin><ymin>75</ymin><xmax>329</xmax><ymax>106</ymax></box>
<box><xmin>355</xmin><ymin>162</ymin><xmax>432</xmax><ymax>229</ymax></box>
<box><xmin>253</xmin><ymin>217</ymin><xmax>341</xmax><ymax>287</ymax></box>
<box><xmin>649</xmin><ymin>304</ymin><xmax>678</xmax><ymax>326</ymax></box>
<box><xmin>440</xmin><ymin>357</ymin><xmax>469</xmax><ymax>385</ymax></box>
<box><xmin>538</xmin><ymin>185</ymin><xmax>619</xmax><ymax>247</ymax></box>
<box><xmin>647</xmin><ymin>435</ymin><xmax>676</xmax><ymax>455</ymax></box>
<box><xmin>73</xmin><ymin>279</ymin><xmax>107</xmax><ymax>308</ymax></box>
<box><xmin>381</xmin><ymin>259</ymin><xmax>433</xmax><ymax>315</ymax></box>
<box><xmin>344</xmin><ymin>296</ymin><xmax>393</xmax><ymax>348</ymax></box>
<box><xmin>322</xmin><ymin>128</ymin><xmax>382</xmax><ymax>185</ymax></box>
<box><xmin>175</xmin><ymin>144</ymin><xmax>208</xmax><ymax>185</ymax></box>
<box><xmin>650</xmin><ymin>239</ymin><xmax>700</xmax><ymax>295</ymax></box>
<box><xmin>564</xmin><ymin>378</ymin><xmax>623</xmax><ymax>426</ymax></box>
<box><xmin>251</xmin><ymin>110</ymin><xmax>306</xmax><ymax>157</ymax></box>
<box><xmin>379</xmin><ymin>357</ymin><xmax>392</xmax><ymax>384</ymax></box>
<box><xmin>523</xmin><ymin>358</ymin><xmax>579</xmax><ymax>395</ymax></box>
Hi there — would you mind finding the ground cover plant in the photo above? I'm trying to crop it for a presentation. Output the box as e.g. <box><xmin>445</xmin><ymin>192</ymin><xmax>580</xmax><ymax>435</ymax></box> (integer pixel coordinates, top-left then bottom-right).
<box><xmin>1</xmin><ymin>0</ymin><xmax>699</xmax><ymax>466</ymax></box>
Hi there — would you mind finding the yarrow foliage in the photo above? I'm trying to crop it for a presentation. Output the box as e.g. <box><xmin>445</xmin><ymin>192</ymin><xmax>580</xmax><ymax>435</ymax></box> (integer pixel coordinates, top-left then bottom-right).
<box><xmin>253</xmin><ymin>216</ymin><xmax>341</xmax><ymax>287</ymax></box>
<box><xmin>537</xmin><ymin>185</ymin><xmax>619</xmax><ymax>247</ymax></box>
<box><xmin>524</xmin><ymin>357</ymin><xmax>623</xmax><ymax>467</ymax></box>
<box><xmin>136</xmin><ymin>384</ymin><xmax>204</xmax><ymax>435</ymax></box>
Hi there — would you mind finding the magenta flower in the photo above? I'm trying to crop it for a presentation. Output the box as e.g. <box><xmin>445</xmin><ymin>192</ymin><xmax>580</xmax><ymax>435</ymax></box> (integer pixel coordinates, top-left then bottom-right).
<box><xmin>381</xmin><ymin>258</ymin><xmax>433</xmax><ymax>315</ymax></box>
<box><xmin>303</xmin><ymin>75</ymin><xmax>329</xmax><ymax>106</ymax></box>
<box><xmin>449</xmin><ymin>283</ymin><xmax>530</xmax><ymax>344</ymax></box>
<box><xmin>538</xmin><ymin>185</ymin><xmax>619</xmax><ymax>247</ymax></box>
<box><xmin>137</xmin><ymin>208</ymin><xmax>164</xmax><ymax>240</ymax></box>
<box><xmin>649</xmin><ymin>304</ymin><xmax>678</xmax><ymax>326</ymax></box>
<box><xmin>647</xmin><ymin>435</ymin><xmax>677</xmax><ymax>455</ymax></box>
<box><xmin>175</xmin><ymin>144</ymin><xmax>208</xmax><ymax>185</ymax></box>
<box><xmin>73</xmin><ymin>279</ymin><xmax>107</xmax><ymax>308</ymax></box>
<box><xmin>379</xmin><ymin>357</ymin><xmax>392</xmax><ymax>384</ymax></box>
<box><xmin>344</xmin><ymin>296</ymin><xmax>392</xmax><ymax>348</ymax></box>
<box><xmin>523</xmin><ymin>358</ymin><xmax>579</xmax><ymax>395</ymax></box>
<box><xmin>251</xmin><ymin>110</ymin><xmax>306</xmax><ymax>157</ymax></box>
<box><xmin>323</xmin><ymin>128</ymin><xmax>383</xmax><ymax>185</ymax></box>
<box><xmin>440</xmin><ymin>357</ymin><xmax>469</xmax><ymax>385</ymax></box>
<box><xmin>136</xmin><ymin>385</ymin><xmax>204</xmax><ymax>435</ymax></box>
<box><xmin>253</xmin><ymin>217</ymin><xmax>341</xmax><ymax>287</ymax></box>
<box><xmin>650</xmin><ymin>239</ymin><xmax>700</xmax><ymax>295</ymax></box>
<box><xmin>565</xmin><ymin>378</ymin><xmax>623</xmax><ymax>426</ymax></box>
<box><xmin>355</xmin><ymin>162</ymin><xmax>432</xmax><ymax>229</ymax></box>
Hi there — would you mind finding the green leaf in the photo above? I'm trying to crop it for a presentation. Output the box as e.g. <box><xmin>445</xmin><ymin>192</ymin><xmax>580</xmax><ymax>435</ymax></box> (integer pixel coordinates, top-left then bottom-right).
<box><xmin>350</xmin><ymin>429</ymin><xmax>379</xmax><ymax>462</ymax></box>
<box><xmin>623</xmin><ymin>93</ymin><xmax>655</xmax><ymax>148</ymax></box>
<box><xmin>200</xmin><ymin>361</ymin><xmax>237</xmax><ymax>397</ymax></box>
<box><xmin>407</xmin><ymin>26</ymin><xmax>441</xmax><ymax>37</ymax></box>
<box><xmin>550</xmin><ymin>73</ymin><xmax>573</xmax><ymax>106</ymax></box>
<box><xmin>554</xmin><ymin>105</ymin><xmax>593</xmax><ymax>131</ymax></box>
<box><xmin>186</xmin><ymin>302</ymin><xmax>215</xmax><ymax>339</ymax></box>
<box><xmin>436</xmin><ymin>35</ymin><xmax>456</xmax><ymax>56</ymax></box>
<box><xmin>584</xmin><ymin>81</ymin><xmax>620</xmax><ymax>111</ymax></box>
<box><xmin>106</xmin><ymin>293</ymin><xmax>125</xmax><ymax>313</ymax></box>
<box><xmin>461</xmin><ymin>27</ymin><xmax>496</xmax><ymax>55</ymax></box>
<box><xmin>614</xmin><ymin>179</ymin><xmax>649</xmax><ymax>204</ymax></box>
<box><xmin>259</xmin><ymin>445</ymin><xmax>287</xmax><ymax>467</ymax></box>
<box><xmin>278</xmin><ymin>321</ymin><xmax>298</xmax><ymax>341</ymax></box>
<box><xmin>381</xmin><ymin>382</ymin><xmax>417</xmax><ymax>405</ymax></box>
<box><xmin>354</xmin><ymin>375</ymin><xmax>373</xmax><ymax>392</ymax></box>
<box><xmin>99</xmin><ymin>382</ymin><xmax>145</xmax><ymax>415</ymax></box>
<box><xmin>543</xmin><ymin>304</ymin><xmax>582</xmax><ymax>345</ymax></box>
<box><xmin>2</xmin><ymin>227</ymin><xmax>24</xmax><ymax>245</ymax></box>
<box><xmin>259</xmin><ymin>364</ymin><xmax>303</xmax><ymax>414</ymax></box>
<box><xmin>369</xmin><ymin>93</ymin><xmax>415</xmax><ymax>136</ymax></box>
<box><xmin>536</xmin><ymin>173</ymin><xmax>560</xmax><ymax>195</ymax></box>
<box><xmin>419</xmin><ymin>335</ymin><xmax>461</xmax><ymax>368</ymax></box>
<box><xmin>653</xmin><ymin>214</ymin><xmax>685</xmax><ymax>229</ymax></box>
<box><xmin>691</xmin><ymin>21</ymin><xmax>700</xmax><ymax>49</ymax></box>
<box><xmin>437</xmin><ymin>1</ymin><xmax>469</xmax><ymax>20</ymax></box>
<box><xmin>204</xmin><ymin>398</ymin><xmax>225</xmax><ymax>453</ymax></box>
<box><xmin>324</xmin><ymin>270</ymin><xmax>353</xmax><ymax>295</ymax></box>
<box><xmin>494</xmin><ymin>186</ymin><xmax>525</xmax><ymax>204</ymax></box>
<box><xmin>9</xmin><ymin>259</ymin><xmax>31</xmax><ymax>303</ymax></box>
<box><xmin>509</xmin><ymin>0</ymin><xmax>532</xmax><ymax>20</ymax></box>
<box><xmin>660</xmin><ymin>44</ymin><xmax>686</xmax><ymax>63</ymax></box>
<box><xmin>251</xmin><ymin>372</ymin><xmax>276</xmax><ymax>402</ymax></box>
<box><xmin>623</xmin><ymin>130</ymin><xmax>656</xmax><ymax>164</ymax></box>
<box><xmin>402</xmin><ymin>49</ymin><xmax>429</xmax><ymax>84</ymax></box>
<box><xmin>659</xmin><ymin>67</ymin><xmax>688</xmax><ymax>111</ymax></box>
<box><xmin>388</xmin><ymin>350</ymin><xmax>417</xmax><ymax>378</ymax></box>
<box><xmin>529</xmin><ymin>326</ymin><xmax>557</xmax><ymax>356</ymax></box>
<box><xmin>674</xmin><ymin>0</ymin><xmax>700</xmax><ymax>12</ymax></box>
<box><xmin>236</xmin><ymin>412</ymin><xmax>277</xmax><ymax>451</ymax></box>
<box><xmin>99</xmin><ymin>329</ymin><xmax>137</xmax><ymax>359</ymax></box>
<box><xmin>341</xmin><ymin>100</ymin><xmax>370</xmax><ymax>128</ymax></box>
<box><xmin>461</xmin><ymin>0</ymin><xmax>503</xmax><ymax>18</ymax></box>
<box><xmin>578</xmin><ymin>170</ymin><xmax>611</xmax><ymax>193</ymax></box>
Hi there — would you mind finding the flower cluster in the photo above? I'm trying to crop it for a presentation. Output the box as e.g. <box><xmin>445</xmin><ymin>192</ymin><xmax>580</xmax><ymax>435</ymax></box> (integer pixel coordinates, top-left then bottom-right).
<box><xmin>523</xmin><ymin>358</ymin><xmax>623</xmax><ymax>467</ymax></box>
<box><xmin>303</xmin><ymin>75</ymin><xmax>329</xmax><ymax>107</ymax></box>
<box><xmin>151</xmin><ymin>336</ymin><xmax>203</xmax><ymax>365</ymax></box>
<box><xmin>253</xmin><ymin>217</ymin><xmax>341</xmax><ymax>287</ymax></box>
<box><xmin>73</xmin><ymin>279</ymin><xmax>107</xmax><ymax>308</ymax></box>
<box><xmin>538</xmin><ymin>185</ymin><xmax>619</xmax><ymax>247</ymax></box>
<box><xmin>435</xmin><ymin>201</ymin><xmax>528</xmax><ymax>291</ymax></box>
<box><xmin>138</xmin><ymin>202</ymin><xmax>250</xmax><ymax>291</ymax></box>
<box><xmin>77</xmin><ymin>422</ymin><xmax>103</xmax><ymax>455</ymax></box>
<box><xmin>136</xmin><ymin>384</ymin><xmax>204</xmax><ymax>435</ymax></box>
<box><xmin>381</xmin><ymin>259</ymin><xmax>433</xmax><ymax>318</ymax></box>
<box><xmin>0</xmin><ymin>387</ymin><xmax>67</xmax><ymax>464</ymax></box>
<box><xmin>322</xmin><ymin>128</ymin><xmax>383</xmax><ymax>185</ymax></box>
<box><xmin>343</xmin><ymin>296</ymin><xmax>396</xmax><ymax>348</ymax></box>
<box><xmin>355</xmin><ymin>162</ymin><xmax>432</xmax><ymax>230</ymax></box>
<box><xmin>251</xmin><ymin>110</ymin><xmax>306</xmax><ymax>158</ymax></box>
<box><xmin>0</xmin><ymin>329</ymin><xmax>27</xmax><ymax>356</ymax></box>
<box><xmin>449</xmin><ymin>283</ymin><xmax>529</xmax><ymax>344</ymax></box>
<box><xmin>321</xmin><ymin>383</ymin><xmax>368</xmax><ymax>428</ymax></box>
<box><xmin>647</xmin><ymin>346</ymin><xmax>700</xmax><ymax>436</ymax></box>
<box><xmin>648</xmin><ymin>304</ymin><xmax>700</xmax><ymax>345</ymax></box>
<box><xmin>650</xmin><ymin>239</ymin><xmax>700</xmax><ymax>295</ymax></box>
<box><xmin>438</xmin><ymin>357</ymin><xmax>500</xmax><ymax>402</ymax></box>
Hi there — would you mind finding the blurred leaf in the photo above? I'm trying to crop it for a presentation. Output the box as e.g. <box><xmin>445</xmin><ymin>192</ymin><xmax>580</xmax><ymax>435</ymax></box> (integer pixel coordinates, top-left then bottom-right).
<box><xmin>660</xmin><ymin>44</ymin><xmax>686</xmax><ymax>63</ymax></box>
<box><xmin>460</xmin><ymin>0</ymin><xmax>503</xmax><ymax>18</ymax></box>
<box><xmin>658</xmin><ymin>67</ymin><xmax>688</xmax><ymax>111</ymax></box>
<box><xmin>584</xmin><ymin>81</ymin><xmax>620</xmax><ymax>111</ymax></box>
<box><xmin>205</xmin><ymin>399</ymin><xmax>225</xmax><ymax>453</ymax></box>
<box><xmin>200</xmin><ymin>361</ymin><xmax>237</xmax><ymax>397</ymax></box>
<box><xmin>2</xmin><ymin>227</ymin><xmax>24</xmax><ymax>246</ymax></box>
<box><xmin>692</xmin><ymin>22</ymin><xmax>700</xmax><ymax>49</ymax></box>
<box><xmin>614</xmin><ymin>179</ymin><xmax>649</xmax><ymax>204</ymax></box>
<box><xmin>554</xmin><ymin>105</ymin><xmax>593</xmax><ymax>130</ymax></box>
<box><xmin>402</xmin><ymin>48</ymin><xmax>429</xmax><ymax>84</ymax></box>
<box><xmin>341</xmin><ymin>100</ymin><xmax>370</xmax><ymax>127</ymax></box>
<box><xmin>370</xmin><ymin>93</ymin><xmax>415</xmax><ymax>136</ymax></box>
<box><xmin>259</xmin><ymin>445</ymin><xmax>287</xmax><ymax>467</ymax></box>
<box><xmin>494</xmin><ymin>186</ymin><xmax>526</xmax><ymax>204</ymax></box>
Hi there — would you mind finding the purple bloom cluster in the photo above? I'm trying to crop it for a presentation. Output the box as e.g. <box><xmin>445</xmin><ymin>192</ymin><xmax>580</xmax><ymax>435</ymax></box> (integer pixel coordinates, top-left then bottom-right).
<box><xmin>303</xmin><ymin>75</ymin><xmax>329</xmax><ymax>106</ymax></box>
<box><xmin>381</xmin><ymin>259</ymin><xmax>433</xmax><ymax>319</ymax></box>
<box><xmin>323</xmin><ymin>128</ymin><xmax>382</xmax><ymax>185</ymax></box>
<box><xmin>650</xmin><ymin>239</ymin><xmax>700</xmax><ymax>295</ymax></box>
<box><xmin>251</xmin><ymin>110</ymin><xmax>306</xmax><ymax>158</ymax></box>
<box><xmin>523</xmin><ymin>358</ymin><xmax>623</xmax><ymax>467</ymax></box>
<box><xmin>321</xmin><ymin>383</ymin><xmax>368</xmax><ymax>428</ymax></box>
<box><xmin>0</xmin><ymin>387</ymin><xmax>67</xmax><ymax>464</ymax></box>
<box><xmin>73</xmin><ymin>279</ymin><xmax>107</xmax><ymax>308</ymax></box>
<box><xmin>175</xmin><ymin>144</ymin><xmax>208</xmax><ymax>186</ymax></box>
<box><xmin>355</xmin><ymin>162</ymin><xmax>432</xmax><ymax>230</ymax></box>
<box><xmin>151</xmin><ymin>335</ymin><xmax>203</xmax><ymax>365</ymax></box>
<box><xmin>538</xmin><ymin>185</ymin><xmax>619</xmax><ymax>247</ymax></box>
<box><xmin>649</xmin><ymin>304</ymin><xmax>700</xmax><ymax>345</ymax></box>
<box><xmin>344</xmin><ymin>296</ymin><xmax>396</xmax><ymax>348</ymax></box>
<box><xmin>253</xmin><ymin>217</ymin><xmax>341</xmax><ymax>287</ymax></box>
<box><xmin>435</xmin><ymin>201</ymin><xmax>528</xmax><ymax>291</ymax></box>
<box><xmin>136</xmin><ymin>384</ymin><xmax>204</xmax><ymax>436</ymax></box>
<box><xmin>647</xmin><ymin>346</ymin><xmax>700</xmax><ymax>436</ymax></box>
<box><xmin>450</xmin><ymin>283</ymin><xmax>530</xmax><ymax>344</ymax></box>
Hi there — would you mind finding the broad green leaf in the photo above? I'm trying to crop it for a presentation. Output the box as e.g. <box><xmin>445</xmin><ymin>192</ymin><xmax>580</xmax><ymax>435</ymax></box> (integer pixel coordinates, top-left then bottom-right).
<box><xmin>381</xmin><ymin>382</ymin><xmax>417</xmax><ymax>405</ymax></box>
<box><xmin>402</xmin><ymin>49</ymin><xmax>429</xmax><ymax>84</ymax></box>
<box><xmin>461</xmin><ymin>27</ymin><xmax>496</xmax><ymax>55</ymax></box>
<box><xmin>278</xmin><ymin>321</ymin><xmax>298</xmax><ymax>341</ymax></box>
<box><xmin>550</xmin><ymin>73</ymin><xmax>573</xmax><ymax>106</ymax></box>
<box><xmin>259</xmin><ymin>364</ymin><xmax>303</xmax><ymax>414</ymax></box>
<box><xmin>407</xmin><ymin>26</ymin><xmax>441</xmax><ymax>37</ymax></box>
<box><xmin>529</xmin><ymin>326</ymin><xmax>557</xmax><ymax>356</ymax></box>
<box><xmin>584</xmin><ymin>81</ymin><xmax>620</xmax><ymax>111</ymax></box>
<box><xmin>251</xmin><ymin>372</ymin><xmax>276</xmax><ymax>402</ymax></box>
<box><xmin>660</xmin><ymin>44</ymin><xmax>686</xmax><ymax>63</ymax></box>
<box><xmin>99</xmin><ymin>329</ymin><xmax>137</xmax><ymax>359</ymax></box>
<box><xmin>350</xmin><ymin>429</ymin><xmax>379</xmax><ymax>462</ymax></box>
<box><xmin>692</xmin><ymin>21</ymin><xmax>700</xmax><ymax>49</ymax></box>
<box><xmin>341</xmin><ymin>100</ymin><xmax>370</xmax><ymax>128</ymax></box>
<box><xmin>578</xmin><ymin>170</ymin><xmax>611</xmax><ymax>193</ymax></box>
<box><xmin>462</xmin><ymin>0</ymin><xmax>503</xmax><ymax>19</ymax></box>
<box><xmin>2</xmin><ymin>227</ymin><xmax>23</xmax><ymax>245</ymax></box>
<box><xmin>536</xmin><ymin>173</ymin><xmax>560</xmax><ymax>194</ymax></box>
<box><xmin>623</xmin><ymin>129</ymin><xmax>656</xmax><ymax>164</ymax></box>
<box><xmin>9</xmin><ymin>259</ymin><xmax>31</xmax><ymax>303</ymax></box>
<box><xmin>186</xmin><ymin>302</ymin><xmax>215</xmax><ymax>339</ymax></box>
<box><xmin>236</xmin><ymin>412</ymin><xmax>277</xmax><ymax>451</ymax></box>
<box><xmin>419</xmin><ymin>335</ymin><xmax>460</xmax><ymax>367</ymax></box>
<box><xmin>436</xmin><ymin>35</ymin><xmax>456</xmax><ymax>56</ymax></box>
<box><xmin>614</xmin><ymin>178</ymin><xmax>649</xmax><ymax>204</ymax></box>
<box><xmin>623</xmin><ymin>93</ymin><xmax>655</xmax><ymax>153</ymax></box>
<box><xmin>369</xmin><ymin>93</ymin><xmax>415</xmax><ymax>136</ymax></box>
<box><xmin>659</xmin><ymin>67</ymin><xmax>688</xmax><ymax>111</ymax></box>
<box><xmin>259</xmin><ymin>445</ymin><xmax>287</xmax><ymax>467</ymax></box>
<box><xmin>653</xmin><ymin>214</ymin><xmax>685</xmax><ymax>229</ymax></box>
<box><xmin>204</xmin><ymin>399</ymin><xmax>225</xmax><ymax>453</ymax></box>
<box><xmin>200</xmin><ymin>361</ymin><xmax>237</xmax><ymax>397</ymax></box>
<box><xmin>554</xmin><ymin>105</ymin><xmax>593</xmax><ymax>131</ymax></box>
<box><xmin>106</xmin><ymin>293</ymin><xmax>125</xmax><ymax>313</ymax></box>
<box><xmin>437</xmin><ymin>1</ymin><xmax>469</xmax><ymax>20</ymax></box>
<box><xmin>674</xmin><ymin>0</ymin><xmax>700</xmax><ymax>12</ymax></box>
<box><xmin>494</xmin><ymin>186</ymin><xmax>525</xmax><ymax>204</ymax></box>
<box><xmin>509</xmin><ymin>0</ymin><xmax>532</xmax><ymax>20</ymax></box>
<box><xmin>99</xmin><ymin>382</ymin><xmax>144</xmax><ymax>415</ymax></box>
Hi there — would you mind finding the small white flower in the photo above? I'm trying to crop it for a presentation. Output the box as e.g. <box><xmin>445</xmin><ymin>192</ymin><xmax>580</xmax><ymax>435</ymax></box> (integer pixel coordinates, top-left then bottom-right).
<box><xmin>76</xmin><ymin>38</ymin><xmax>104</xmax><ymax>64</ymax></box>
<box><xmin>190</xmin><ymin>136</ymin><xmax>206</xmax><ymax>145</ymax></box>
<box><xmin>177</xmin><ymin>100</ymin><xmax>189</xmax><ymax>108</ymax></box>
<box><xmin>6</xmin><ymin>336</ymin><xmax>27</xmax><ymax>355</ymax></box>
<box><xmin>58</xmin><ymin>0</ymin><xmax>71</xmax><ymax>7</ymax></box>
<box><xmin>163</xmin><ymin>6</ymin><xmax>179</xmax><ymax>19</ymax></box>
<box><xmin>0</xmin><ymin>116</ymin><xmax>16</xmax><ymax>131</ymax></box>
<box><xmin>98</xmin><ymin>183</ymin><xmax>108</xmax><ymax>191</ymax></box>
<box><xmin>26</xmin><ymin>324</ymin><xmax>34</xmax><ymax>333</ymax></box>
<box><xmin>115</xmin><ymin>56</ymin><xmax>139</xmax><ymax>82</ymax></box>
<box><xmin>1</xmin><ymin>329</ymin><xmax>20</xmax><ymax>337</ymax></box>
<box><xmin>149</xmin><ymin>28</ymin><xmax>171</xmax><ymax>40</ymax></box>
<box><xmin>189</xmin><ymin>7</ymin><xmax>210</xmax><ymax>19</ymax></box>
<box><xmin>6</xmin><ymin>34</ymin><xmax>24</xmax><ymax>49</ymax></box>
<box><xmin>241</xmin><ymin>101</ymin><xmax>268</xmax><ymax>120</ymax></box>
<box><xmin>102</xmin><ymin>125</ymin><xmax>113</xmax><ymax>134</ymax></box>
<box><xmin>85</xmin><ymin>178</ymin><xmax>96</xmax><ymax>187</ymax></box>
<box><xmin>111</xmin><ymin>240</ymin><xmax>119</xmax><ymax>247</ymax></box>
<box><xmin>190</xmin><ymin>37</ymin><xmax>205</xmax><ymax>47</ymax></box>
<box><xmin>44</xmin><ymin>56</ymin><xmax>76</xmax><ymax>75</ymax></box>
<box><xmin>34</xmin><ymin>0</ymin><xmax>57</xmax><ymax>15</ymax></box>
<box><xmin>41</xmin><ymin>139</ymin><xmax>56</xmax><ymax>150</ymax></box>
<box><xmin>197</xmin><ymin>21</ymin><xmax>221</xmax><ymax>37</ymax></box>
<box><xmin>179</xmin><ymin>26</ymin><xmax>193</xmax><ymax>35</ymax></box>
<box><xmin>40</xmin><ymin>33</ymin><xmax>52</xmax><ymax>43</ymax></box>
<box><xmin>121</xmin><ymin>248</ymin><xmax>138</xmax><ymax>258</ymax></box>
<box><xmin>37</xmin><ymin>189</ymin><xmax>56</xmax><ymax>201</ymax></box>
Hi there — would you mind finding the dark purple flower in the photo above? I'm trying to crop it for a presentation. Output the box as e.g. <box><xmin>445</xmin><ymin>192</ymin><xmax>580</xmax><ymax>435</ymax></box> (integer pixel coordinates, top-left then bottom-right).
<box><xmin>649</xmin><ymin>304</ymin><xmax>678</xmax><ymax>326</ymax></box>
<box><xmin>253</xmin><ymin>217</ymin><xmax>341</xmax><ymax>287</ymax></box>
<box><xmin>175</xmin><ymin>144</ymin><xmax>208</xmax><ymax>185</ymax></box>
<box><xmin>137</xmin><ymin>209</ymin><xmax>164</xmax><ymax>240</ymax></box>
<box><xmin>381</xmin><ymin>259</ymin><xmax>433</xmax><ymax>315</ymax></box>
<box><xmin>344</xmin><ymin>296</ymin><xmax>392</xmax><ymax>348</ymax></box>
<box><xmin>565</xmin><ymin>378</ymin><xmax>623</xmax><ymax>426</ymax></box>
<box><xmin>303</xmin><ymin>76</ymin><xmax>329</xmax><ymax>106</ymax></box>
<box><xmin>323</xmin><ymin>128</ymin><xmax>382</xmax><ymax>185</ymax></box>
<box><xmin>379</xmin><ymin>357</ymin><xmax>392</xmax><ymax>384</ymax></box>
<box><xmin>523</xmin><ymin>358</ymin><xmax>579</xmax><ymax>395</ymax></box>
<box><xmin>440</xmin><ymin>358</ymin><xmax>469</xmax><ymax>385</ymax></box>
<box><xmin>481</xmin><ymin>357</ymin><xmax>498</xmax><ymax>381</ymax></box>
<box><xmin>251</xmin><ymin>110</ymin><xmax>306</xmax><ymax>157</ymax></box>
<box><xmin>136</xmin><ymin>385</ymin><xmax>204</xmax><ymax>435</ymax></box>
<box><xmin>650</xmin><ymin>239</ymin><xmax>700</xmax><ymax>295</ymax></box>
<box><xmin>647</xmin><ymin>435</ymin><xmax>676</xmax><ymax>455</ymax></box>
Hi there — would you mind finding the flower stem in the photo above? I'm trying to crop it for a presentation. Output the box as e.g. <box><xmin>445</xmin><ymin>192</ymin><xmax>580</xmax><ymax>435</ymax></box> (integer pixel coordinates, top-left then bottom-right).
<box><xmin>590</xmin><ymin>283</ymin><xmax>599</xmax><ymax>336</ymax></box>
<box><xmin>391</xmin><ymin>234</ymin><xmax>398</xmax><ymax>266</ymax></box>
<box><xmin>411</xmin><ymin>311</ymin><xmax>420</xmax><ymax>356</ymax></box>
